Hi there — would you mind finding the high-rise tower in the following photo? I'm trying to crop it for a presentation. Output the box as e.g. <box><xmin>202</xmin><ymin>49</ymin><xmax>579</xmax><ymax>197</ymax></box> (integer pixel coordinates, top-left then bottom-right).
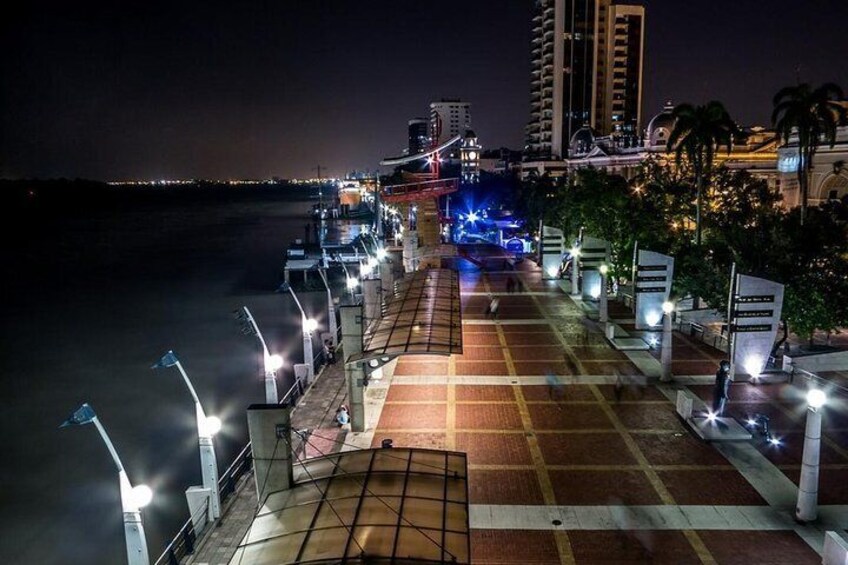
<box><xmin>526</xmin><ymin>0</ymin><xmax>645</xmax><ymax>160</ymax></box>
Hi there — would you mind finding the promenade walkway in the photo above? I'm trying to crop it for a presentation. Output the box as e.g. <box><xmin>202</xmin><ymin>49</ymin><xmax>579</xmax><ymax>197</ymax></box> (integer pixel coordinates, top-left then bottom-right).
<box><xmin>186</xmin><ymin>253</ymin><xmax>848</xmax><ymax>564</ymax></box>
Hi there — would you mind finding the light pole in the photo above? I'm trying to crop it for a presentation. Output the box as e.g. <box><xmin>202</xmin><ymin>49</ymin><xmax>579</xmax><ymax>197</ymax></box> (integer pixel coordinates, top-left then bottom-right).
<box><xmin>280</xmin><ymin>282</ymin><xmax>318</xmax><ymax>382</ymax></box>
<box><xmin>318</xmin><ymin>269</ymin><xmax>338</xmax><ymax>347</ymax></box>
<box><xmin>570</xmin><ymin>245</ymin><xmax>581</xmax><ymax>296</ymax></box>
<box><xmin>661</xmin><ymin>300</ymin><xmax>674</xmax><ymax>382</ymax></box>
<box><xmin>152</xmin><ymin>351</ymin><xmax>221</xmax><ymax>521</ymax></box>
<box><xmin>236</xmin><ymin>306</ymin><xmax>283</xmax><ymax>404</ymax></box>
<box><xmin>60</xmin><ymin>403</ymin><xmax>151</xmax><ymax>565</ymax></box>
<box><xmin>599</xmin><ymin>264</ymin><xmax>609</xmax><ymax>323</ymax></box>
<box><xmin>796</xmin><ymin>388</ymin><xmax>827</xmax><ymax>522</ymax></box>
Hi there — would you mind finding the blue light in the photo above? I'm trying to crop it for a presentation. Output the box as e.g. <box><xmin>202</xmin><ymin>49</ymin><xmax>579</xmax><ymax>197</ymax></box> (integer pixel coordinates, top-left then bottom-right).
<box><xmin>467</xmin><ymin>211</ymin><xmax>479</xmax><ymax>223</ymax></box>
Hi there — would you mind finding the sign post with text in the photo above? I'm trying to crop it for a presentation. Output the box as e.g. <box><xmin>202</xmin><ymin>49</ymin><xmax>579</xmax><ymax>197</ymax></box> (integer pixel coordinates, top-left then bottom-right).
<box><xmin>635</xmin><ymin>250</ymin><xmax>674</xmax><ymax>330</ymax></box>
<box><xmin>730</xmin><ymin>274</ymin><xmax>784</xmax><ymax>378</ymax></box>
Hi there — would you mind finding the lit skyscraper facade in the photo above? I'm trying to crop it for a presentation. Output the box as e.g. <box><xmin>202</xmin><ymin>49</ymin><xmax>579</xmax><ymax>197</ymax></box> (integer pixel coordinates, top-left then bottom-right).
<box><xmin>526</xmin><ymin>0</ymin><xmax>645</xmax><ymax>160</ymax></box>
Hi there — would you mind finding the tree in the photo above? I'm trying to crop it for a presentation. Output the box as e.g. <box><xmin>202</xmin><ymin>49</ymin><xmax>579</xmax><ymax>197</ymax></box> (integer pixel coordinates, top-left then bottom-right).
<box><xmin>666</xmin><ymin>101</ymin><xmax>743</xmax><ymax>247</ymax></box>
<box><xmin>772</xmin><ymin>82</ymin><xmax>848</xmax><ymax>225</ymax></box>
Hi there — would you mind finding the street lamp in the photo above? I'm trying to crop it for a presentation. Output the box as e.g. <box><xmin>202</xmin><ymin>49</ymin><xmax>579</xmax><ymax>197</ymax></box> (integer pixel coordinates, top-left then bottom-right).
<box><xmin>796</xmin><ymin>388</ymin><xmax>827</xmax><ymax>522</ymax></box>
<box><xmin>570</xmin><ymin>246</ymin><xmax>581</xmax><ymax>296</ymax></box>
<box><xmin>599</xmin><ymin>264</ymin><xmax>609</xmax><ymax>323</ymax></box>
<box><xmin>279</xmin><ymin>282</ymin><xmax>318</xmax><ymax>382</ymax></box>
<box><xmin>60</xmin><ymin>403</ymin><xmax>151</xmax><ymax>565</ymax></box>
<box><xmin>152</xmin><ymin>351</ymin><xmax>221</xmax><ymax>521</ymax></box>
<box><xmin>236</xmin><ymin>306</ymin><xmax>283</xmax><ymax>404</ymax></box>
<box><xmin>661</xmin><ymin>300</ymin><xmax>675</xmax><ymax>382</ymax></box>
<box><xmin>318</xmin><ymin>269</ymin><xmax>339</xmax><ymax>347</ymax></box>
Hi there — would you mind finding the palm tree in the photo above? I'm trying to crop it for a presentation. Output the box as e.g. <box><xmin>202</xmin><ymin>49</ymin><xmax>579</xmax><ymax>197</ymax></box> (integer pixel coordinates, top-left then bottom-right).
<box><xmin>666</xmin><ymin>101</ymin><xmax>742</xmax><ymax>246</ymax></box>
<box><xmin>772</xmin><ymin>82</ymin><xmax>847</xmax><ymax>225</ymax></box>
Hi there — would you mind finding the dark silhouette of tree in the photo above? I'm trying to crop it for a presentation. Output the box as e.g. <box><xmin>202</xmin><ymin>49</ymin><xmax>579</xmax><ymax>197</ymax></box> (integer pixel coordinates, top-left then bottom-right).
<box><xmin>772</xmin><ymin>82</ymin><xmax>847</xmax><ymax>225</ymax></box>
<box><xmin>666</xmin><ymin>101</ymin><xmax>742</xmax><ymax>247</ymax></box>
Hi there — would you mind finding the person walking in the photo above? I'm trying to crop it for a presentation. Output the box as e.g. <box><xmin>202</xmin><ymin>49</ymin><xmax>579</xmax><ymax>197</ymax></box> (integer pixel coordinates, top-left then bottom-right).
<box><xmin>335</xmin><ymin>405</ymin><xmax>350</xmax><ymax>427</ymax></box>
<box><xmin>490</xmin><ymin>296</ymin><xmax>500</xmax><ymax>319</ymax></box>
<box><xmin>712</xmin><ymin>360</ymin><xmax>732</xmax><ymax>416</ymax></box>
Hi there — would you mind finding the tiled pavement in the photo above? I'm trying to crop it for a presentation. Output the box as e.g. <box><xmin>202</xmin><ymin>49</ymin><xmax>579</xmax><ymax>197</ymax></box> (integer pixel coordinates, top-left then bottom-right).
<box><xmin>186</xmin><ymin>255</ymin><xmax>848</xmax><ymax>564</ymax></box>
<box><xmin>368</xmin><ymin>264</ymin><xmax>848</xmax><ymax>564</ymax></box>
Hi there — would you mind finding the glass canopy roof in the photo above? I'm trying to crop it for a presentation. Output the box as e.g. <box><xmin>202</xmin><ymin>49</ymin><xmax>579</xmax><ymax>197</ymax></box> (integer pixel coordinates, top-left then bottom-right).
<box><xmin>229</xmin><ymin>447</ymin><xmax>470</xmax><ymax>564</ymax></box>
<box><xmin>355</xmin><ymin>268</ymin><xmax>462</xmax><ymax>362</ymax></box>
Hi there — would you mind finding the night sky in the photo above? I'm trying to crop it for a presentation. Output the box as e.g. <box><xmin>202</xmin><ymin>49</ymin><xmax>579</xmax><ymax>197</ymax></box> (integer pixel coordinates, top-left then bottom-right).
<box><xmin>2</xmin><ymin>0</ymin><xmax>847</xmax><ymax>180</ymax></box>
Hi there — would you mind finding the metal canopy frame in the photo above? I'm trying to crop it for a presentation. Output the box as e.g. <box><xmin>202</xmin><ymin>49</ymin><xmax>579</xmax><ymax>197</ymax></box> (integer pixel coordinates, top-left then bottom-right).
<box><xmin>229</xmin><ymin>447</ymin><xmax>470</xmax><ymax>564</ymax></box>
<box><xmin>356</xmin><ymin>269</ymin><xmax>462</xmax><ymax>363</ymax></box>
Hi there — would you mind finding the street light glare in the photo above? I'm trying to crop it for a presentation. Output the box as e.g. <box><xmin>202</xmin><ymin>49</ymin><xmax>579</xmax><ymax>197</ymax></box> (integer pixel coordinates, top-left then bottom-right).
<box><xmin>662</xmin><ymin>301</ymin><xmax>675</xmax><ymax>314</ymax></box>
<box><xmin>347</xmin><ymin>276</ymin><xmax>359</xmax><ymax>290</ymax></box>
<box><xmin>129</xmin><ymin>484</ymin><xmax>153</xmax><ymax>508</ymax></box>
<box><xmin>599</xmin><ymin>264</ymin><xmax>609</xmax><ymax>275</ymax></box>
<box><xmin>570</xmin><ymin>247</ymin><xmax>581</xmax><ymax>257</ymax></box>
<box><xmin>201</xmin><ymin>416</ymin><xmax>222</xmax><ymax>437</ymax></box>
<box><xmin>265</xmin><ymin>353</ymin><xmax>283</xmax><ymax>371</ymax></box>
<box><xmin>376</xmin><ymin>248</ymin><xmax>387</xmax><ymax>261</ymax></box>
<box><xmin>305</xmin><ymin>318</ymin><xmax>319</xmax><ymax>332</ymax></box>
<box><xmin>546</xmin><ymin>266</ymin><xmax>558</xmax><ymax>278</ymax></box>
<box><xmin>807</xmin><ymin>389</ymin><xmax>827</xmax><ymax>409</ymax></box>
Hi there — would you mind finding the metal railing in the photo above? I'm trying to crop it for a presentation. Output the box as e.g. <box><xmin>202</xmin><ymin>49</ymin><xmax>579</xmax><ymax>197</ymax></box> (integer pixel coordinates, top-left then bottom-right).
<box><xmin>675</xmin><ymin>320</ymin><xmax>729</xmax><ymax>353</ymax></box>
<box><xmin>154</xmin><ymin>327</ymin><xmax>342</xmax><ymax>565</ymax></box>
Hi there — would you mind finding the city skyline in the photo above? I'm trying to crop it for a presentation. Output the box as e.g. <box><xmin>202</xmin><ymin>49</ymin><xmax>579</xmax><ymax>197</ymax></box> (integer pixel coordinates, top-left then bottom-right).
<box><xmin>2</xmin><ymin>0</ymin><xmax>847</xmax><ymax>180</ymax></box>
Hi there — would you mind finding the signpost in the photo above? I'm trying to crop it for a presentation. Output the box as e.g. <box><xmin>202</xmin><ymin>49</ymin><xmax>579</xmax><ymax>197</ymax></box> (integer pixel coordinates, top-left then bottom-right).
<box><xmin>580</xmin><ymin>236</ymin><xmax>610</xmax><ymax>300</ymax></box>
<box><xmin>634</xmin><ymin>250</ymin><xmax>674</xmax><ymax>330</ymax></box>
<box><xmin>729</xmin><ymin>274</ymin><xmax>784</xmax><ymax>379</ymax></box>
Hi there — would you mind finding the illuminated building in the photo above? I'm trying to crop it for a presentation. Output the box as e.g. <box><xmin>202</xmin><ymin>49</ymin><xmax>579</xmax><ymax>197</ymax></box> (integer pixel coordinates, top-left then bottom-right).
<box><xmin>525</xmin><ymin>0</ymin><xmax>645</xmax><ymax>161</ymax></box>
<box><xmin>430</xmin><ymin>99</ymin><xmax>471</xmax><ymax>159</ymax></box>
<box><xmin>408</xmin><ymin>118</ymin><xmax>429</xmax><ymax>156</ymax></box>
<box><xmin>460</xmin><ymin>130</ymin><xmax>482</xmax><ymax>184</ymax></box>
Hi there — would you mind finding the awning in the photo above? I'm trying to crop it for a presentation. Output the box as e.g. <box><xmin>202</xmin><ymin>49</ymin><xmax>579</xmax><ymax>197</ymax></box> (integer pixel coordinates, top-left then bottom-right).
<box><xmin>229</xmin><ymin>448</ymin><xmax>470</xmax><ymax>564</ymax></box>
<box><xmin>356</xmin><ymin>268</ymin><xmax>462</xmax><ymax>362</ymax></box>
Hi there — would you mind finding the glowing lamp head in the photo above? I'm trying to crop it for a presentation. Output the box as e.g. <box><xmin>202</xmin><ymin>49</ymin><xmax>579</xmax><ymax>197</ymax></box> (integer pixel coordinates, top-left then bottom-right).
<box><xmin>129</xmin><ymin>484</ymin><xmax>153</xmax><ymax>508</ymax></box>
<box><xmin>645</xmin><ymin>311</ymin><xmax>662</xmax><ymax>327</ymax></box>
<box><xmin>807</xmin><ymin>389</ymin><xmax>827</xmax><ymax>409</ymax></box>
<box><xmin>662</xmin><ymin>301</ymin><xmax>675</xmax><ymax>315</ymax></box>
<box><xmin>346</xmin><ymin>276</ymin><xmax>359</xmax><ymax>290</ymax></box>
<box><xmin>305</xmin><ymin>318</ymin><xmax>319</xmax><ymax>333</ymax></box>
<box><xmin>200</xmin><ymin>415</ymin><xmax>222</xmax><ymax>437</ymax></box>
<box><xmin>599</xmin><ymin>264</ymin><xmax>609</xmax><ymax>276</ymax></box>
<box><xmin>265</xmin><ymin>354</ymin><xmax>283</xmax><ymax>371</ymax></box>
<box><xmin>743</xmin><ymin>356</ymin><xmax>762</xmax><ymax>378</ymax></box>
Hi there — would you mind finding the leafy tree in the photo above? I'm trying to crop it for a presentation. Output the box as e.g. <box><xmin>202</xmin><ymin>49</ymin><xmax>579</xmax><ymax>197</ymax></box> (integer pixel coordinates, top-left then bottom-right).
<box><xmin>772</xmin><ymin>82</ymin><xmax>847</xmax><ymax>224</ymax></box>
<box><xmin>667</xmin><ymin>101</ymin><xmax>743</xmax><ymax>246</ymax></box>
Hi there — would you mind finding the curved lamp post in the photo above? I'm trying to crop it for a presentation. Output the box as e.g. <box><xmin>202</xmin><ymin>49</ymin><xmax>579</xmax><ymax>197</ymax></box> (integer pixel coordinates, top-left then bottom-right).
<box><xmin>237</xmin><ymin>306</ymin><xmax>283</xmax><ymax>404</ymax></box>
<box><xmin>796</xmin><ymin>388</ymin><xmax>827</xmax><ymax>522</ymax></box>
<box><xmin>318</xmin><ymin>269</ymin><xmax>338</xmax><ymax>347</ymax></box>
<box><xmin>60</xmin><ymin>403</ymin><xmax>151</xmax><ymax>565</ymax></box>
<box><xmin>152</xmin><ymin>351</ymin><xmax>221</xmax><ymax>521</ymax></box>
<box><xmin>279</xmin><ymin>282</ymin><xmax>318</xmax><ymax>382</ymax></box>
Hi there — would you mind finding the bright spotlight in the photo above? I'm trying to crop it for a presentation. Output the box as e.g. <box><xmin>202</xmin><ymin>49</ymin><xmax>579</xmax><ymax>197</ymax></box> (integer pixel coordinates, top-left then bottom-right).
<box><xmin>590</xmin><ymin>286</ymin><xmax>601</xmax><ymax>299</ymax></box>
<box><xmin>662</xmin><ymin>301</ymin><xmax>675</xmax><ymax>315</ymax></box>
<box><xmin>807</xmin><ymin>389</ymin><xmax>827</xmax><ymax>409</ymax></box>
<box><xmin>706</xmin><ymin>411</ymin><xmax>717</xmax><ymax>422</ymax></box>
<box><xmin>599</xmin><ymin>264</ymin><xmax>609</xmax><ymax>276</ymax></box>
<box><xmin>346</xmin><ymin>276</ymin><xmax>359</xmax><ymax>290</ymax></box>
<box><xmin>305</xmin><ymin>318</ymin><xmax>319</xmax><ymax>333</ymax></box>
<box><xmin>648</xmin><ymin>335</ymin><xmax>659</xmax><ymax>347</ymax></box>
<box><xmin>129</xmin><ymin>484</ymin><xmax>153</xmax><ymax>508</ymax></box>
<box><xmin>744</xmin><ymin>356</ymin><xmax>762</xmax><ymax>378</ymax></box>
<box><xmin>467</xmin><ymin>211</ymin><xmax>479</xmax><ymax>223</ymax></box>
<box><xmin>376</xmin><ymin>248</ymin><xmax>387</xmax><ymax>261</ymax></box>
<box><xmin>746</xmin><ymin>418</ymin><xmax>757</xmax><ymax>427</ymax></box>
<box><xmin>768</xmin><ymin>437</ymin><xmax>781</xmax><ymax>446</ymax></box>
<box><xmin>645</xmin><ymin>311</ymin><xmax>662</xmax><ymax>327</ymax></box>
<box><xmin>546</xmin><ymin>266</ymin><xmax>559</xmax><ymax>278</ymax></box>
<box><xmin>265</xmin><ymin>354</ymin><xmax>283</xmax><ymax>371</ymax></box>
<box><xmin>201</xmin><ymin>416</ymin><xmax>222</xmax><ymax>437</ymax></box>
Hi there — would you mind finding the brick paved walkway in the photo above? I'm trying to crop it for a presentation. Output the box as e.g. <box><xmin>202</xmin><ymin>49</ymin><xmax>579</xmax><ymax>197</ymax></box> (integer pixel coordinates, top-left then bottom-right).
<box><xmin>369</xmin><ymin>263</ymin><xmax>848</xmax><ymax>564</ymax></box>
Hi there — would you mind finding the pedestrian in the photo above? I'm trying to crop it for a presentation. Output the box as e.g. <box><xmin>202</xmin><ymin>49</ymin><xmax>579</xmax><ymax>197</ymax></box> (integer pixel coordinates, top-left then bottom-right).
<box><xmin>712</xmin><ymin>360</ymin><xmax>732</xmax><ymax>416</ymax></box>
<box><xmin>490</xmin><ymin>296</ymin><xmax>500</xmax><ymax>319</ymax></box>
<box><xmin>613</xmin><ymin>367</ymin><xmax>624</xmax><ymax>403</ymax></box>
<box><xmin>336</xmin><ymin>405</ymin><xmax>350</xmax><ymax>427</ymax></box>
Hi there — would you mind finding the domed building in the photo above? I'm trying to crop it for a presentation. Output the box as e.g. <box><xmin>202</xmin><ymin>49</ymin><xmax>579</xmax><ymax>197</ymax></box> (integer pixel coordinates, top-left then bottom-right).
<box><xmin>645</xmin><ymin>100</ymin><xmax>676</xmax><ymax>149</ymax></box>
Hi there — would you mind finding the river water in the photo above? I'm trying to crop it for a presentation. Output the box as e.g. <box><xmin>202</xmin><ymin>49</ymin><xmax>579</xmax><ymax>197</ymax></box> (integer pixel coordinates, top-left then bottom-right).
<box><xmin>0</xmin><ymin>188</ymin><xmax>347</xmax><ymax>563</ymax></box>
